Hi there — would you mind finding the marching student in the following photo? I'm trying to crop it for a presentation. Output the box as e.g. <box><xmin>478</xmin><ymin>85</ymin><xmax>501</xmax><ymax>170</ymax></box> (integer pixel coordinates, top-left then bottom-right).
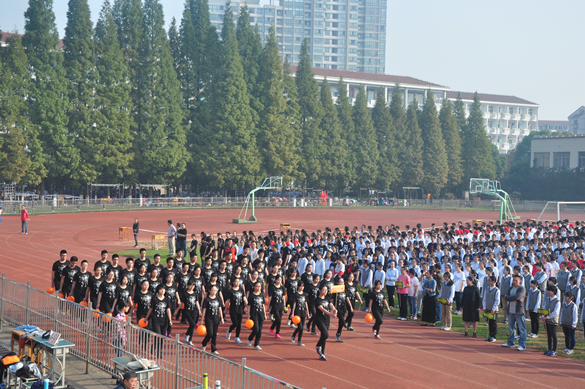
<box><xmin>560</xmin><ymin>291</ymin><xmax>578</xmax><ymax>355</ymax></box>
<box><xmin>225</xmin><ymin>277</ymin><xmax>247</xmax><ymax>344</ymax></box>
<box><xmin>306</xmin><ymin>274</ymin><xmax>321</xmax><ymax>335</ymax></box>
<box><xmin>542</xmin><ymin>285</ymin><xmax>561</xmax><ymax>357</ymax></box>
<box><xmin>183</xmin><ymin>280</ymin><xmax>201</xmax><ymax>347</ymax></box>
<box><xmin>439</xmin><ymin>272</ymin><xmax>455</xmax><ymax>331</ymax></box>
<box><xmin>291</xmin><ymin>282</ymin><xmax>309</xmax><ymax>346</ymax></box>
<box><xmin>334</xmin><ymin>277</ymin><xmax>350</xmax><ymax>342</ymax></box>
<box><xmin>269</xmin><ymin>275</ymin><xmax>286</xmax><ymax>339</ymax></box>
<box><xmin>200</xmin><ymin>284</ymin><xmax>224</xmax><ymax>355</ymax></box>
<box><xmin>314</xmin><ymin>285</ymin><xmax>338</xmax><ymax>361</ymax></box>
<box><xmin>526</xmin><ymin>280</ymin><xmax>542</xmax><ymax>338</ymax></box>
<box><xmin>482</xmin><ymin>275</ymin><xmax>500</xmax><ymax>342</ymax></box>
<box><xmin>344</xmin><ymin>272</ymin><xmax>362</xmax><ymax>331</ymax></box>
<box><xmin>247</xmin><ymin>281</ymin><xmax>267</xmax><ymax>350</ymax></box>
<box><xmin>369</xmin><ymin>280</ymin><xmax>391</xmax><ymax>339</ymax></box>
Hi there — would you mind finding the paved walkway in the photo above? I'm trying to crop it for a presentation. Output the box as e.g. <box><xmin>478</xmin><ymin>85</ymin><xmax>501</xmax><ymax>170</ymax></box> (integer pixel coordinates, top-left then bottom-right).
<box><xmin>0</xmin><ymin>324</ymin><xmax>116</xmax><ymax>389</ymax></box>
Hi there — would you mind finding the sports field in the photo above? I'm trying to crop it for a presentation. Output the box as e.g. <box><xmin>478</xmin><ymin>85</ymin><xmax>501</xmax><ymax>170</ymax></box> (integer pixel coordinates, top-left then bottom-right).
<box><xmin>1</xmin><ymin>207</ymin><xmax>584</xmax><ymax>389</ymax></box>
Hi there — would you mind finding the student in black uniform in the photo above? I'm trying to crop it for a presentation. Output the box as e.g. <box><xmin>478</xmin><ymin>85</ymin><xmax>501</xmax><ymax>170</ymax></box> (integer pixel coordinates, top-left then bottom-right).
<box><xmin>60</xmin><ymin>256</ymin><xmax>80</xmax><ymax>298</ymax></box>
<box><xmin>135</xmin><ymin>264</ymin><xmax>149</xmax><ymax>294</ymax></box>
<box><xmin>225</xmin><ymin>277</ymin><xmax>247</xmax><ymax>344</ymax></box>
<box><xmin>164</xmin><ymin>273</ymin><xmax>181</xmax><ymax>337</ymax></box>
<box><xmin>285</xmin><ymin>269</ymin><xmax>299</xmax><ymax>327</ymax></box>
<box><xmin>117</xmin><ymin>275</ymin><xmax>133</xmax><ymax>321</ymax></box>
<box><xmin>183</xmin><ymin>280</ymin><xmax>201</xmax><ymax>347</ymax></box>
<box><xmin>344</xmin><ymin>272</ymin><xmax>362</xmax><ymax>331</ymax></box>
<box><xmin>148</xmin><ymin>269</ymin><xmax>161</xmax><ymax>294</ymax></box>
<box><xmin>110</xmin><ymin>254</ymin><xmax>123</xmax><ymax>283</ymax></box>
<box><xmin>145</xmin><ymin>284</ymin><xmax>172</xmax><ymax>357</ymax></box>
<box><xmin>121</xmin><ymin>258</ymin><xmax>137</xmax><ymax>295</ymax></box>
<box><xmin>369</xmin><ymin>280</ymin><xmax>391</xmax><ymax>339</ymax></box>
<box><xmin>87</xmin><ymin>267</ymin><xmax>104</xmax><ymax>309</ymax></box>
<box><xmin>291</xmin><ymin>282</ymin><xmax>309</xmax><ymax>346</ymax></box>
<box><xmin>94</xmin><ymin>250</ymin><xmax>112</xmax><ymax>276</ymax></box>
<box><xmin>269</xmin><ymin>275</ymin><xmax>286</xmax><ymax>339</ymax></box>
<box><xmin>314</xmin><ymin>285</ymin><xmax>337</xmax><ymax>361</ymax></box>
<box><xmin>98</xmin><ymin>270</ymin><xmax>118</xmax><ymax>314</ymax></box>
<box><xmin>133</xmin><ymin>280</ymin><xmax>152</xmax><ymax>325</ymax></box>
<box><xmin>71</xmin><ymin>260</ymin><xmax>90</xmax><ymax>304</ymax></box>
<box><xmin>200</xmin><ymin>284</ymin><xmax>224</xmax><ymax>355</ymax></box>
<box><xmin>247</xmin><ymin>281</ymin><xmax>267</xmax><ymax>350</ymax></box>
<box><xmin>51</xmin><ymin>250</ymin><xmax>69</xmax><ymax>294</ymax></box>
<box><xmin>176</xmin><ymin>262</ymin><xmax>193</xmax><ymax>323</ymax></box>
<box><xmin>334</xmin><ymin>277</ymin><xmax>350</xmax><ymax>343</ymax></box>
<box><xmin>320</xmin><ymin>270</ymin><xmax>335</xmax><ymax>298</ymax></box>
<box><xmin>306</xmin><ymin>275</ymin><xmax>321</xmax><ymax>335</ymax></box>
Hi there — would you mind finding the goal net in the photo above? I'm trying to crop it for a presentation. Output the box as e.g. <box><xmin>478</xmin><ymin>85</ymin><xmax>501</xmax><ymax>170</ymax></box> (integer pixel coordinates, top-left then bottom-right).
<box><xmin>536</xmin><ymin>201</ymin><xmax>585</xmax><ymax>222</ymax></box>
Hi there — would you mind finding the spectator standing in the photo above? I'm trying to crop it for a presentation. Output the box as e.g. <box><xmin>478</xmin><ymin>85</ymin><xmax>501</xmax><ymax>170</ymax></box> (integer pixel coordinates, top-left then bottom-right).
<box><xmin>177</xmin><ymin>223</ymin><xmax>188</xmax><ymax>258</ymax></box>
<box><xmin>132</xmin><ymin>218</ymin><xmax>140</xmax><ymax>247</ymax></box>
<box><xmin>20</xmin><ymin>205</ymin><xmax>29</xmax><ymax>234</ymax></box>
<box><xmin>167</xmin><ymin>220</ymin><xmax>177</xmax><ymax>256</ymax></box>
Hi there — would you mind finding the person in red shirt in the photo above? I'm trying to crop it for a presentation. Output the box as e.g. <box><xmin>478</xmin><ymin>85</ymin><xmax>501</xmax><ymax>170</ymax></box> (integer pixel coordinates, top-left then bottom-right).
<box><xmin>20</xmin><ymin>205</ymin><xmax>29</xmax><ymax>235</ymax></box>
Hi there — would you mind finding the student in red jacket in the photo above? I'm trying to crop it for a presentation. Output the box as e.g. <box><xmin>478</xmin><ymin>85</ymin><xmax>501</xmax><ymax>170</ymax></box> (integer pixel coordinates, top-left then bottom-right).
<box><xmin>20</xmin><ymin>205</ymin><xmax>29</xmax><ymax>235</ymax></box>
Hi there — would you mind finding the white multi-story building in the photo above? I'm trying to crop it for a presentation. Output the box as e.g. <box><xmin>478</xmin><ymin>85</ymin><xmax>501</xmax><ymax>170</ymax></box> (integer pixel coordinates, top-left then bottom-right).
<box><xmin>208</xmin><ymin>0</ymin><xmax>387</xmax><ymax>74</ymax></box>
<box><xmin>445</xmin><ymin>91</ymin><xmax>539</xmax><ymax>154</ymax></box>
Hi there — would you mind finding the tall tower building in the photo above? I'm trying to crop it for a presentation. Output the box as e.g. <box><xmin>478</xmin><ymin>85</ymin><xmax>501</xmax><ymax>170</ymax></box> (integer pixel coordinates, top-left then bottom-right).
<box><xmin>207</xmin><ymin>0</ymin><xmax>387</xmax><ymax>74</ymax></box>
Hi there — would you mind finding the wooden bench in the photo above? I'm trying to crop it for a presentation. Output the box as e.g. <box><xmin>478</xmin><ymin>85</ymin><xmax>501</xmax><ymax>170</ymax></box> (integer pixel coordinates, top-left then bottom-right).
<box><xmin>151</xmin><ymin>234</ymin><xmax>167</xmax><ymax>250</ymax></box>
<box><xmin>280</xmin><ymin>223</ymin><xmax>291</xmax><ymax>232</ymax></box>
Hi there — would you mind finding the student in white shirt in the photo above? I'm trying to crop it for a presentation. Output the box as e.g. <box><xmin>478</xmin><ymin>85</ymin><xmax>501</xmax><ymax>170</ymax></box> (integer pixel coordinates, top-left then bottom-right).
<box><xmin>385</xmin><ymin>260</ymin><xmax>399</xmax><ymax>308</ymax></box>
<box><xmin>453</xmin><ymin>263</ymin><xmax>465</xmax><ymax>315</ymax></box>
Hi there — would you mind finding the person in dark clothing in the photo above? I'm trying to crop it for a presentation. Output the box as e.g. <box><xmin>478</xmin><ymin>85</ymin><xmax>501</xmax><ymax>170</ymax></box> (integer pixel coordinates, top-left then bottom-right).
<box><xmin>314</xmin><ymin>285</ymin><xmax>337</xmax><ymax>361</ymax></box>
<box><xmin>369</xmin><ymin>280</ymin><xmax>390</xmax><ymax>339</ymax></box>
<box><xmin>247</xmin><ymin>281</ymin><xmax>267</xmax><ymax>350</ymax></box>
<box><xmin>132</xmin><ymin>218</ymin><xmax>140</xmax><ymax>247</ymax></box>
<box><xmin>225</xmin><ymin>277</ymin><xmax>247</xmax><ymax>344</ymax></box>
<box><xmin>200</xmin><ymin>285</ymin><xmax>224</xmax><ymax>355</ymax></box>
<box><xmin>183</xmin><ymin>280</ymin><xmax>201</xmax><ymax>347</ymax></box>
<box><xmin>291</xmin><ymin>282</ymin><xmax>309</xmax><ymax>346</ymax></box>
<box><xmin>461</xmin><ymin>276</ymin><xmax>482</xmax><ymax>337</ymax></box>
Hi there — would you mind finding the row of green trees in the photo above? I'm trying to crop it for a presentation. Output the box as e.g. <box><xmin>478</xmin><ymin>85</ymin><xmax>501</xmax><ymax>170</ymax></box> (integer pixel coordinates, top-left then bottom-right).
<box><xmin>0</xmin><ymin>0</ymin><xmax>504</xmax><ymax>196</ymax></box>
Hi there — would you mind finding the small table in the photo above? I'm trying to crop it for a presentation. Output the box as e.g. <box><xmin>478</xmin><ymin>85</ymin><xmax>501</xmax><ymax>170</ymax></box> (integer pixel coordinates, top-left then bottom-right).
<box><xmin>119</xmin><ymin>227</ymin><xmax>131</xmax><ymax>241</ymax></box>
<box><xmin>30</xmin><ymin>336</ymin><xmax>75</xmax><ymax>389</ymax></box>
<box><xmin>111</xmin><ymin>356</ymin><xmax>159</xmax><ymax>389</ymax></box>
<box><xmin>280</xmin><ymin>223</ymin><xmax>291</xmax><ymax>232</ymax></box>
<box><xmin>151</xmin><ymin>234</ymin><xmax>167</xmax><ymax>250</ymax></box>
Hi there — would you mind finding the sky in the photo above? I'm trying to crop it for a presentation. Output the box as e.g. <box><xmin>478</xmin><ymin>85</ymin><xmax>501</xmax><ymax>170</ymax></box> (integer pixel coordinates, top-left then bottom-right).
<box><xmin>1</xmin><ymin>0</ymin><xmax>583</xmax><ymax>120</ymax></box>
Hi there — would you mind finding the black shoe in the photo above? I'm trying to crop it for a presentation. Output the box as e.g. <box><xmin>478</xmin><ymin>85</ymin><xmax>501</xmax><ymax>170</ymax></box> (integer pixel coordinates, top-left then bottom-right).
<box><xmin>306</xmin><ymin>324</ymin><xmax>311</xmax><ymax>332</ymax></box>
<box><xmin>311</xmin><ymin>331</ymin><xmax>317</xmax><ymax>335</ymax></box>
<box><xmin>464</xmin><ymin>332</ymin><xmax>468</xmax><ymax>337</ymax></box>
<box><xmin>472</xmin><ymin>333</ymin><xmax>477</xmax><ymax>338</ymax></box>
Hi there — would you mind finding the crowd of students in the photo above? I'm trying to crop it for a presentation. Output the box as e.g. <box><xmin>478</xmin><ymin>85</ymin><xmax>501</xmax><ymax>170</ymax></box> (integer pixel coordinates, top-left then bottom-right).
<box><xmin>50</xmin><ymin>219</ymin><xmax>585</xmax><ymax>360</ymax></box>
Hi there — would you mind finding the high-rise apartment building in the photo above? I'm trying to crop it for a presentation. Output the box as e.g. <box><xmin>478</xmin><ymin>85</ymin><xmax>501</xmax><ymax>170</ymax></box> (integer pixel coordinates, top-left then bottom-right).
<box><xmin>208</xmin><ymin>0</ymin><xmax>387</xmax><ymax>73</ymax></box>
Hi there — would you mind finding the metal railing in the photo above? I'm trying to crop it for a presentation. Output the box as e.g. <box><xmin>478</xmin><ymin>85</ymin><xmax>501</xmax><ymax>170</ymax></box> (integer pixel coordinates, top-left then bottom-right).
<box><xmin>0</xmin><ymin>274</ymin><xmax>301</xmax><ymax>389</ymax></box>
<box><xmin>0</xmin><ymin>197</ymin><xmax>560</xmax><ymax>216</ymax></box>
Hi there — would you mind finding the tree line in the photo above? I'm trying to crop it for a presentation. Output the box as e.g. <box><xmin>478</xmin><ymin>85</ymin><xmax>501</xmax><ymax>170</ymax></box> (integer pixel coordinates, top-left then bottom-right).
<box><xmin>0</xmin><ymin>0</ymin><xmax>504</xmax><ymax>197</ymax></box>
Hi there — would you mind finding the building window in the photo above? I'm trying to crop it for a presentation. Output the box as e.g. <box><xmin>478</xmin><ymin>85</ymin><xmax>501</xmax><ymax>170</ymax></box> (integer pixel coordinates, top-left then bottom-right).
<box><xmin>528</xmin><ymin>108</ymin><xmax>533</xmax><ymax>115</ymax></box>
<box><xmin>579</xmin><ymin>152</ymin><xmax>585</xmax><ymax>168</ymax></box>
<box><xmin>553</xmin><ymin>152</ymin><xmax>570</xmax><ymax>168</ymax></box>
<box><xmin>509</xmin><ymin>107</ymin><xmax>514</xmax><ymax>114</ymax></box>
<box><xmin>533</xmin><ymin>152</ymin><xmax>550</xmax><ymax>168</ymax></box>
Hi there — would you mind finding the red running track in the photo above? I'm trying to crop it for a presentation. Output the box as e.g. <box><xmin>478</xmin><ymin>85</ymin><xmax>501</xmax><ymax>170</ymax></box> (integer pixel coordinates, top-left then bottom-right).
<box><xmin>1</xmin><ymin>208</ymin><xmax>584</xmax><ymax>388</ymax></box>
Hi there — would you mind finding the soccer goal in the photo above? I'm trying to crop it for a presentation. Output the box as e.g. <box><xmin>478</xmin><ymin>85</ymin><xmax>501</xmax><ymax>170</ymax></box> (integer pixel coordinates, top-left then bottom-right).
<box><xmin>536</xmin><ymin>201</ymin><xmax>585</xmax><ymax>222</ymax></box>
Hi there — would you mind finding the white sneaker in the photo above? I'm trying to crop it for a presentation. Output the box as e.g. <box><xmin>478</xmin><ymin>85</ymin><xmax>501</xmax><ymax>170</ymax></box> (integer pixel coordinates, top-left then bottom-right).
<box><xmin>226</xmin><ymin>330</ymin><xmax>231</xmax><ymax>340</ymax></box>
<box><xmin>213</xmin><ymin>351</ymin><xmax>219</xmax><ymax>355</ymax></box>
<box><xmin>517</xmin><ymin>346</ymin><xmax>526</xmax><ymax>351</ymax></box>
<box><xmin>187</xmin><ymin>341</ymin><xmax>194</xmax><ymax>347</ymax></box>
<box><xmin>202</xmin><ymin>346</ymin><xmax>206</xmax><ymax>352</ymax></box>
<box><xmin>254</xmin><ymin>345</ymin><xmax>262</xmax><ymax>351</ymax></box>
<box><xmin>444</xmin><ymin>327</ymin><xmax>451</xmax><ymax>331</ymax></box>
<box><xmin>247</xmin><ymin>340</ymin><xmax>252</xmax><ymax>347</ymax></box>
<box><xmin>528</xmin><ymin>333</ymin><xmax>534</xmax><ymax>338</ymax></box>
<box><xmin>184</xmin><ymin>335</ymin><xmax>189</xmax><ymax>343</ymax></box>
<box><xmin>501</xmin><ymin>343</ymin><xmax>512</xmax><ymax>347</ymax></box>
<box><xmin>397</xmin><ymin>317</ymin><xmax>403</xmax><ymax>320</ymax></box>
<box><xmin>235</xmin><ymin>337</ymin><xmax>242</xmax><ymax>344</ymax></box>
<box><xmin>563</xmin><ymin>348</ymin><xmax>569</xmax><ymax>354</ymax></box>
<box><xmin>440</xmin><ymin>326</ymin><xmax>445</xmax><ymax>330</ymax></box>
<box><xmin>566</xmin><ymin>349</ymin><xmax>574</xmax><ymax>355</ymax></box>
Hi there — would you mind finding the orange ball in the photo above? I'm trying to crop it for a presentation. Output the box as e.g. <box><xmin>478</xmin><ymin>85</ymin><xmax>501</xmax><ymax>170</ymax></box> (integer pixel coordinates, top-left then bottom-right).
<box><xmin>58</xmin><ymin>292</ymin><xmax>64</xmax><ymax>298</ymax></box>
<box><xmin>138</xmin><ymin>318</ymin><xmax>148</xmax><ymax>328</ymax></box>
<box><xmin>80</xmin><ymin>301</ymin><xmax>88</xmax><ymax>307</ymax></box>
<box><xmin>264</xmin><ymin>297</ymin><xmax>270</xmax><ymax>305</ymax></box>
<box><xmin>292</xmin><ymin>315</ymin><xmax>301</xmax><ymax>324</ymax></box>
<box><xmin>197</xmin><ymin>325</ymin><xmax>207</xmax><ymax>336</ymax></box>
<box><xmin>47</xmin><ymin>287</ymin><xmax>55</xmax><ymax>294</ymax></box>
<box><xmin>103</xmin><ymin>312</ymin><xmax>112</xmax><ymax>323</ymax></box>
<box><xmin>67</xmin><ymin>296</ymin><xmax>75</xmax><ymax>302</ymax></box>
<box><xmin>365</xmin><ymin>313</ymin><xmax>373</xmax><ymax>323</ymax></box>
<box><xmin>245</xmin><ymin>319</ymin><xmax>254</xmax><ymax>329</ymax></box>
